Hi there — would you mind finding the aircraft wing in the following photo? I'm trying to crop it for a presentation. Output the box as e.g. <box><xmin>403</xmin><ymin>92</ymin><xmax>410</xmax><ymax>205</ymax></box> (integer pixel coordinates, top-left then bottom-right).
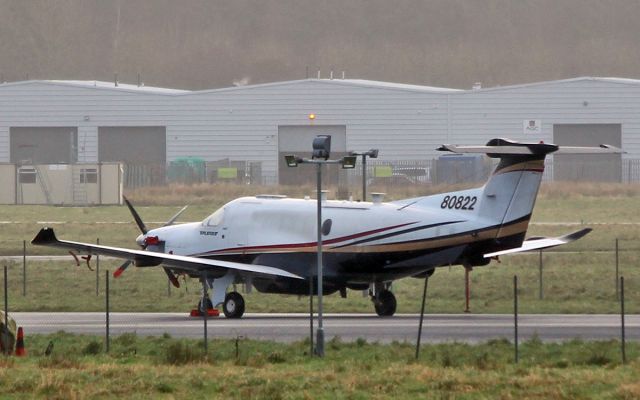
<box><xmin>31</xmin><ymin>227</ymin><xmax>302</xmax><ymax>280</ymax></box>
<box><xmin>484</xmin><ymin>228</ymin><xmax>592</xmax><ymax>258</ymax></box>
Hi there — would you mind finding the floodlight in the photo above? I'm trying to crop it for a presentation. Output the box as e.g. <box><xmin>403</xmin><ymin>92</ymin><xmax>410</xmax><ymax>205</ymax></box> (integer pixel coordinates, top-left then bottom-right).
<box><xmin>285</xmin><ymin>155</ymin><xmax>300</xmax><ymax>167</ymax></box>
<box><xmin>349</xmin><ymin>149</ymin><xmax>379</xmax><ymax>159</ymax></box>
<box><xmin>341</xmin><ymin>155</ymin><xmax>357</xmax><ymax>169</ymax></box>
<box><xmin>366</xmin><ymin>149</ymin><xmax>379</xmax><ymax>159</ymax></box>
<box><xmin>312</xmin><ymin>135</ymin><xmax>331</xmax><ymax>160</ymax></box>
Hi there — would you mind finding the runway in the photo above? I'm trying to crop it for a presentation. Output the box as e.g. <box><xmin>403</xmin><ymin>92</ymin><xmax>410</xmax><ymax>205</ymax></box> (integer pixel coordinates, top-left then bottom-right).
<box><xmin>11</xmin><ymin>313</ymin><xmax>639</xmax><ymax>343</ymax></box>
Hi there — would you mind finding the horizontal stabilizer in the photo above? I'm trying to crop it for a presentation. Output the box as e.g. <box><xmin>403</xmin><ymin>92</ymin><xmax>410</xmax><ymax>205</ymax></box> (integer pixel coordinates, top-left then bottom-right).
<box><xmin>32</xmin><ymin>227</ymin><xmax>303</xmax><ymax>280</ymax></box>
<box><xmin>484</xmin><ymin>228</ymin><xmax>592</xmax><ymax>258</ymax></box>
<box><xmin>438</xmin><ymin>138</ymin><xmax>623</xmax><ymax>157</ymax></box>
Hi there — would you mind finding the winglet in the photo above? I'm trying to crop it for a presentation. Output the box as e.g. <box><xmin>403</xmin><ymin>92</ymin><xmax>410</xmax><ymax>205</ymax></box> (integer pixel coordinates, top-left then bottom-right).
<box><xmin>562</xmin><ymin>227</ymin><xmax>592</xmax><ymax>241</ymax></box>
<box><xmin>31</xmin><ymin>227</ymin><xmax>58</xmax><ymax>245</ymax></box>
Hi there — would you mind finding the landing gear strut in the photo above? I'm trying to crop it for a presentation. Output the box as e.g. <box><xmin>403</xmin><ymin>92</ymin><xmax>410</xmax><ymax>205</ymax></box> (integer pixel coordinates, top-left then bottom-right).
<box><xmin>372</xmin><ymin>288</ymin><xmax>397</xmax><ymax>317</ymax></box>
<box><xmin>223</xmin><ymin>291</ymin><xmax>245</xmax><ymax>318</ymax></box>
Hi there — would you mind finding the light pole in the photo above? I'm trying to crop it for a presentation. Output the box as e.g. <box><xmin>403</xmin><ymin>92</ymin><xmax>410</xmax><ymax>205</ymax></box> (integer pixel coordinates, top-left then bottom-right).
<box><xmin>349</xmin><ymin>149</ymin><xmax>379</xmax><ymax>201</ymax></box>
<box><xmin>285</xmin><ymin>135</ymin><xmax>356</xmax><ymax>357</ymax></box>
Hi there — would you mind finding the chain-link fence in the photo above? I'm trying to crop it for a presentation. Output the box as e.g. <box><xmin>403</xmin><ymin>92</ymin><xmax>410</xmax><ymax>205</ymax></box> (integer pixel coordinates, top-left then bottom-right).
<box><xmin>121</xmin><ymin>158</ymin><xmax>640</xmax><ymax>189</ymax></box>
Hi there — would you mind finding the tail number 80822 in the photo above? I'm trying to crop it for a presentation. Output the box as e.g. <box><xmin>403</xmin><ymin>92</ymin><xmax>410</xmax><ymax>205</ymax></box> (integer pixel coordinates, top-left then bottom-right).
<box><xmin>440</xmin><ymin>195</ymin><xmax>477</xmax><ymax>210</ymax></box>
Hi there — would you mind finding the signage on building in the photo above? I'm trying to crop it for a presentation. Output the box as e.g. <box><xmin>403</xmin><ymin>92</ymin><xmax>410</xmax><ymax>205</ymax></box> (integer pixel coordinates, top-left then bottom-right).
<box><xmin>523</xmin><ymin>119</ymin><xmax>542</xmax><ymax>134</ymax></box>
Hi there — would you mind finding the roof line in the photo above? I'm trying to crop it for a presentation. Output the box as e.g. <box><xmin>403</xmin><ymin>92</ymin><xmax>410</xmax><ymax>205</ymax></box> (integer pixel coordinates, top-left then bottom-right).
<box><xmin>459</xmin><ymin>76</ymin><xmax>640</xmax><ymax>93</ymax></box>
<box><xmin>181</xmin><ymin>78</ymin><xmax>461</xmax><ymax>96</ymax></box>
<box><xmin>0</xmin><ymin>80</ymin><xmax>189</xmax><ymax>95</ymax></box>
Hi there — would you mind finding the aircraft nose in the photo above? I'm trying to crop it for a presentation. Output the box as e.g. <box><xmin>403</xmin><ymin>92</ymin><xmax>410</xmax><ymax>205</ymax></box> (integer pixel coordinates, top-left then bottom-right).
<box><xmin>136</xmin><ymin>234</ymin><xmax>145</xmax><ymax>247</ymax></box>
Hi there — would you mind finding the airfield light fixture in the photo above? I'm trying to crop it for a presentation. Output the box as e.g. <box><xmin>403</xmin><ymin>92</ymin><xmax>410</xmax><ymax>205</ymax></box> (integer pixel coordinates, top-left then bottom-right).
<box><xmin>283</xmin><ymin>135</ymin><xmax>361</xmax><ymax>357</ymax></box>
<box><xmin>308</xmin><ymin>113</ymin><xmax>316</xmax><ymax>120</ymax></box>
<box><xmin>312</xmin><ymin>135</ymin><xmax>331</xmax><ymax>160</ymax></box>
<box><xmin>349</xmin><ymin>148</ymin><xmax>380</xmax><ymax>202</ymax></box>
<box><xmin>341</xmin><ymin>155</ymin><xmax>357</xmax><ymax>169</ymax></box>
<box><xmin>285</xmin><ymin>155</ymin><xmax>301</xmax><ymax>168</ymax></box>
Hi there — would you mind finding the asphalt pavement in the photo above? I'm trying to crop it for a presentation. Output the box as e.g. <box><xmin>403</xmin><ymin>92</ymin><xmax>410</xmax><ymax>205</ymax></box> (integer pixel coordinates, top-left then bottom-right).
<box><xmin>10</xmin><ymin>312</ymin><xmax>639</xmax><ymax>343</ymax></box>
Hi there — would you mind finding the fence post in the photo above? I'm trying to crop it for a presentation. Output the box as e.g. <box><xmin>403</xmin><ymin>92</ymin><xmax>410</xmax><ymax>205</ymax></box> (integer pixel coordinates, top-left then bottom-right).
<box><xmin>615</xmin><ymin>238</ymin><xmax>619</xmax><ymax>301</ymax></box>
<box><xmin>3</xmin><ymin>266</ymin><xmax>8</xmax><ymax>356</ymax></box>
<box><xmin>96</xmin><ymin>238</ymin><xmax>100</xmax><ymax>296</ymax></box>
<box><xmin>620</xmin><ymin>276</ymin><xmax>626</xmax><ymax>364</ymax></box>
<box><xmin>22</xmin><ymin>240</ymin><xmax>26</xmax><ymax>296</ymax></box>
<box><xmin>202</xmin><ymin>272</ymin><xmax>208</xmax><ymax>356</ymax></box>
<box><xmin>415</xmin><ymin>276</ymin><xmax>429</xmax><ymax>359</ymax></box>
<box><xmin>538</xmin><ymin>250</ymin><xmax>543</xmax><ymax>300</ymax></box>
<box><xmin>105</xmin><ymin>270</ymin><xmax>110</xmax><ymax>353</ymax></box>
<box><xmin>514</xmin><ymin>275</ymin><xmax>519</xmax><ymax>364</ymax></box>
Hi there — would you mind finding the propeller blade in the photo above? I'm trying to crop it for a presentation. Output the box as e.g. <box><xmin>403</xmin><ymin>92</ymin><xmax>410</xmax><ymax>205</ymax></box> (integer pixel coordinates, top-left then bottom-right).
<box><xmin>163</xmin><ymin>267</ymin><xmax>180</xmax><ymax>288</ymax></box>
<box><xmin>163</xmin><ymin>205</ymin><xmax>189</xmax><ymax>227</ymax></box>
<box><xmin>123</xmin><ymin>196</ymin><xmax>148</xmax><ymax>234</ymax></box>
<box><xmin>113</xmin><ymin>260</ymin><xmax>132</xmax><ymax>278</ymax></box>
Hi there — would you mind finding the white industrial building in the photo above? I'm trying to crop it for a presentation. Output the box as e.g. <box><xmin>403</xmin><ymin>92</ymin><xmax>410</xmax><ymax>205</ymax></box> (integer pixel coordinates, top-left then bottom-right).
<box><xmin>0</xmin><ymin>76</ymin><xmax>637</xmax><ymax>186</ymax></box>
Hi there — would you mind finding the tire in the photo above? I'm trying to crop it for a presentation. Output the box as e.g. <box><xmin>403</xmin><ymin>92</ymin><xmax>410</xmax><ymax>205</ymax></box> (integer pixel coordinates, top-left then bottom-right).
<box><xmin>374</xmin><ymin>290</ymin><xmax>396</xmax><ymax>317</ymax></box>
<box><xmin>223</xmin><ymin>292</ymin><xmax>245</xmax><ymax>318</ymax></box>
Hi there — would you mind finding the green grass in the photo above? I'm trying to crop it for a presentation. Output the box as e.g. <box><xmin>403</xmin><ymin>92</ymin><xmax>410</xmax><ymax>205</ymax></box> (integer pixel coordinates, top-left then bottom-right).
<box><xmin>1</xmin><ymin>250</ymin><xmax>638</xmax><ymax>314</ymax></box>
<box><xmin>0</xmin><ymin>333</ymin><xmax>638</xmax><ymax>399</ymax></box>
<box><xmin>1</xmin><ymin>183</ymin><xmax>639</xmax><ymax>313</ymax></box>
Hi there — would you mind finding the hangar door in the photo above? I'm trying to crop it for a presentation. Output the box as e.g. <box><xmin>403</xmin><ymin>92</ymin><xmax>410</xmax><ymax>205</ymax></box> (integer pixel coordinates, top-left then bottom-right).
<box><xmin>11</xmin><ymin>127</ymin><xmax>77</xmax><ymax>164</ymax></box>
<box><xmin>278</xmin><ymin>125</ymin><xmax>346</xmax><ymax>185</ymax></box>
<box><xmin>553</xmin><ymin>124</ymin><xmax>621</xmax><ymax>182</ymax></box>
<box><xmin>98</xmin><ymin>127</ymin><xmax>166</xmax><ymax>164</ymax></box>
<box><xmin>99</xmin><ymin>127</ymin><xmax>166</xmax><ymax>187</ymax></box>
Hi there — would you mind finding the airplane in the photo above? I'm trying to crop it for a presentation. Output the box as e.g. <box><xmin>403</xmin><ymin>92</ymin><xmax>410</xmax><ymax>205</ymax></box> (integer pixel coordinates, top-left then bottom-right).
<box><xmin>31</xmin><ymin>138</ymin><xmax>622</xmax><ymax>318</ymax></box>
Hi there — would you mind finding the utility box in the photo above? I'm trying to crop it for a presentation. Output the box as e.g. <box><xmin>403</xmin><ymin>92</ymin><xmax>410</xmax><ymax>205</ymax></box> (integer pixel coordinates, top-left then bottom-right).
<box><xmin>1</xmin><ymin>162</ymin><xmax>123</xmax><ymax>205</ymax></box>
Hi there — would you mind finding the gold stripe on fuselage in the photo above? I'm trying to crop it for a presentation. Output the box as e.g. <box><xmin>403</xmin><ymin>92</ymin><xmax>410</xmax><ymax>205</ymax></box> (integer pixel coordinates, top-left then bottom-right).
<box><xmin>493</xmin><ymin>159</ymin><xmax>545</xmax><ymax>175</ymax></box>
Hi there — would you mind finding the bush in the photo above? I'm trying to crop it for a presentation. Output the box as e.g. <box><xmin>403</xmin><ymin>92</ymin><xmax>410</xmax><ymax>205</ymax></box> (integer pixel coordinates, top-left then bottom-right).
<box><xmin>82</xmin><ymin>340</ymin><xmax>102</xmax><ymax>355</ymax></box>
<box><xmin>164</xmin><ymin>341</ymin><xmax>200</xmax><ymax>365</ymax></box>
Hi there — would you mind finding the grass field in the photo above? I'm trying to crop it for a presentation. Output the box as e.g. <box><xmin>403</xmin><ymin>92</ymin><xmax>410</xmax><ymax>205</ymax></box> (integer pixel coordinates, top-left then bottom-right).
<box><xmin>0</xmin><ymin>333</ymin><xmax>638</xmax><ymax>399</ymax></box>
<box><xmin>0</xmin><ymin>182</ymin><xmax>639</xmax><ymax>314</ymax></box>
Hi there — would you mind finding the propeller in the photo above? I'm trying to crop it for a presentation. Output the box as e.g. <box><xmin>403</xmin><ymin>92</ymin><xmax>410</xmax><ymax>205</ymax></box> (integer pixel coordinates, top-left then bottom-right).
<box><xmin>113</xmin><ymin>260</ymin><xmax>132</xmax><ymax>278</ymax></box>
<box><xmin>163</xmin><ymin>267</ymin><xmax>181</xmax><ymax>288</ymax></box>
<box><xmin>114</xmin><ymin>196</ymin><xmax>187</xmax><ymax>288</ymax></box>
<box><xmin>123</xmin><ymin>196</ymin><xmax>148</xmax><ymax>235</ymax></box>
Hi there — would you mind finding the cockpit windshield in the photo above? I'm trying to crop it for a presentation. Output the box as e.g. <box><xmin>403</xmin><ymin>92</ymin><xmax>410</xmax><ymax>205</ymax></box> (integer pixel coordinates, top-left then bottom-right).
<box><xmin>203</xmin><ymin>207</ymin><xmax>225</xmax><ymax>227</ymax></box>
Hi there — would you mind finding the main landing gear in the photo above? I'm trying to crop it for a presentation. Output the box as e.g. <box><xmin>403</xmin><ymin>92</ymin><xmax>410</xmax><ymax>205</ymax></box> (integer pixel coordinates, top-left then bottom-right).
<box><xmin>194</xmin><ymin>290</ymin><xmax>246</xmax><ymax>318</ymax></box>
<box><xmin>222</xmin><ymin>292</ymin><xmax>245</xmax><ymax>319</ymax></box>
<box><xmin>370</xmin><ymin>283</ymin><xmax>397</xmax><ymax>317</ymax></box>
<box><xmin>193</xmin><ymin>272</ymin><xmax>245</xmax><ymax>318</ymax></box>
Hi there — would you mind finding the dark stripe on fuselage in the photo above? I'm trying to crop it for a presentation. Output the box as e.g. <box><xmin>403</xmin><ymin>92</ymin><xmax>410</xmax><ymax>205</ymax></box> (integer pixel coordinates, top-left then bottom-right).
<box><xmin>331</xmin><ymin>220</ymin><xmax>465</xmax><ymax>248</ymax></box>
<box><xmin>193</xmin><ymin>230</ymin><xmax>528</xmax><ymax>288</ymax></box>
<box><xmin>195</xmin><ymin>221</ymin><xmax>418</xmax><ymax>257</ymax></box>
<box><xmin>360</xmin><ymin>213</ymin><xmax>531</xmax><ymax>248</ymax></box>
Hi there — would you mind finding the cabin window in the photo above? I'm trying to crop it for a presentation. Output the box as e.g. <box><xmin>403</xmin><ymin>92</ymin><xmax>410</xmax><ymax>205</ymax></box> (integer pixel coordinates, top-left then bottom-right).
<box><xmin>204</xmin><ymin>208</ymin><xmax>225</xmax><ymax>227</ymax></box>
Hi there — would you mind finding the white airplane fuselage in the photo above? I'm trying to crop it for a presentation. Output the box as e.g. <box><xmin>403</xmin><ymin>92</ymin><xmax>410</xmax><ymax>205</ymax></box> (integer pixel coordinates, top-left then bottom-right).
<box><xmin>141</xmin><ymin>160</ymin><xmax>540</xmax><ymax>295</ymax></box>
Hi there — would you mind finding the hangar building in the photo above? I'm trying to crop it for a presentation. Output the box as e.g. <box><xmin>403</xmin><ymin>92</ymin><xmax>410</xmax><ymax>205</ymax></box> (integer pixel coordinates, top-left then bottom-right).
<box><xmin>0</xmin><ymin>77</ymin><xmax>637</xmax><ymax>186</ymax></box>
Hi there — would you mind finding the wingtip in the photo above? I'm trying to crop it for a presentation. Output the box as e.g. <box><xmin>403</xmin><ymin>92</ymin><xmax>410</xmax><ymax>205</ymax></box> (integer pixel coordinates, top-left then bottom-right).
<box><xmin>31</xmin><ymin>227</ymin><xmax>58</xmax><ymax>245</ymax></box>
<box><xmin>564</xmin><ymin>227</ymin><xmax>592</xmax><ymax>241</ymax></box>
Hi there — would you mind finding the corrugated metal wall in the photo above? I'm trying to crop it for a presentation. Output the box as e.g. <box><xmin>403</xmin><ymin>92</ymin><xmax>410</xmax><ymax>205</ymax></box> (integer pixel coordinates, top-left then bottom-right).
<box><xmin>1</xmin><ymin>78</ymin><xmax>640</xmax><ymax>184</ymax></box>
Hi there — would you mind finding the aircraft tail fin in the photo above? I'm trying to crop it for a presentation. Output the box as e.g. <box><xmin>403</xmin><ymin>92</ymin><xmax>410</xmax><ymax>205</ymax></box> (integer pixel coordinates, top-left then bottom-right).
<box><xmin>437</xmin><ymin>138</ymin><xmax>622</xmax><ymax>250</ymax></box>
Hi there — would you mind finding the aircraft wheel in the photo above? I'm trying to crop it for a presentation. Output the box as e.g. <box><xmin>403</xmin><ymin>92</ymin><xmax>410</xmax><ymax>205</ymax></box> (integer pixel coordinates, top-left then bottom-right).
<box><xmin>223</xmin><ymin>291</ymin><xmax>245</xmax><ymax>318</ymax></box>
<box><xmin>374</xmin><ymin>290</ymin><xmax>396</xmax><ymax>317</ymax></box>
<box><xmin>198</xmin><ymin>298</ymin><xmax>213</xmax><ymax>313</ymax></box>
